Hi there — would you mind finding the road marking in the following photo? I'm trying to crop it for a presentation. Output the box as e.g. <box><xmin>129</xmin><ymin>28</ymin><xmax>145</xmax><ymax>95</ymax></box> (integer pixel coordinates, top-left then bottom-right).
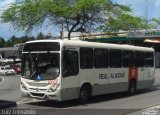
<box><xmin>127</xmin><ymin>104</ymin><xmax>160</xmax><ymax>115</ymax></box>
<box><xmin>17</xmin><ymin>98</ymin><xmax>44</xmax><ymax>105</ymax></box>
<box><xmin>20</xmin><ymin>99</ymin><xmax>44</xmax><ymax>104</ymax></box>
<box><xmin>55</xmin><ymin>106</ymin><xmax>78</xmax><ymax>110</ymax></box>
<box><xmin>17</xmin><ymin>98</ymin><xmax>29</xmax><ymax>104</ymax></box>
<box><xmin>0</xmin><ymin>77</ymin><xmax>4</xmax><ymax>85</ymax></box>
<box><xmin>17</xmin><ymin>98</ymin><xmax>78</xmax><ymax>110</ymax></box>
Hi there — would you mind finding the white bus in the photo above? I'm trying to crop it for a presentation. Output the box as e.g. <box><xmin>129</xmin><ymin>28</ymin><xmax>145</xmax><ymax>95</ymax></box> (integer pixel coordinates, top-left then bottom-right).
<box><xmin>20</xmin><ymin>40</ymin><xmax>155</xmax><ymax>103</ymax></box>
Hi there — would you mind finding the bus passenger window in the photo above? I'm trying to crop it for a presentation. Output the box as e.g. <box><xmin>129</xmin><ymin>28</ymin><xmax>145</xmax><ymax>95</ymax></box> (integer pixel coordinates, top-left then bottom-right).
<box><xmin>144</xmin><ymin>52</ymin><xmax>153</xmax><ymax>67</ymax></box>
<box><xmin>135</xmin><ymin>51</ymin><xmax>144</xmax><ymax>67</ymax></box>
<box><xmin>94</xmin><ymin>48</ymin><xmax>108</xmax><ymax>68</ymax></box>
<box><xmin>62</xmin><ymin>51</ymin><xmax>79</xmax><ymax>77</ymax></box>
<box><xmin>110</xmin><ymin>49</ymin><xmax>122</xmax><ymax>68</ymax></box>
<box><xmin>123</xmin><ymin>51</ymin><xmax>134</xmax><ymax>67</ymax></box>
<box><xmin>80</xmin><ymin>48</ymin><xmax>93</xmax><ymax>69</ymax></box>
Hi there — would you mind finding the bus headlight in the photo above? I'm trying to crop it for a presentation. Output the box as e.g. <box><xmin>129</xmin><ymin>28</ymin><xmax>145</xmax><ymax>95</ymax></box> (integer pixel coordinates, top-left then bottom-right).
<box><xmin>48</xmin><ymin>84</ymin><xmax>60</xmax><ymax>92</ymax></box>
<box><xmin>48</xmin><ymin>87</ymin><xmax>56</xmax><ymax>92</ymax></box>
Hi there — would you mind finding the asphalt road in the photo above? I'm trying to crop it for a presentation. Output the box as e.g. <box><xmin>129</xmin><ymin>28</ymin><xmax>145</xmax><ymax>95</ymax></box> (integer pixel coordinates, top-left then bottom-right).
<box><xmin>0</xmin><ymin>69</ymin><xmax>160</xmax><ymax>115</ymax></box>
<box><xmin>0</xmin><ymin>75</ymin><xmax>22</xmax><ymax>102</ymax></box>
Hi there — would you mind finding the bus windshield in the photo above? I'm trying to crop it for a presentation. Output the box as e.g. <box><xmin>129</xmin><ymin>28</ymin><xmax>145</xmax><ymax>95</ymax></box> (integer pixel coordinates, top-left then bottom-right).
<box><xmin>22</xmin><ymin>53</ymin><xmax>60</xmax><ymax>80</ymax></box>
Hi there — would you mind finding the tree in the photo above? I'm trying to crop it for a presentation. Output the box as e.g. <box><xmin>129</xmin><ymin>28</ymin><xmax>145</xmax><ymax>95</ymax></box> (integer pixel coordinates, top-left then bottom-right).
<box><xmin>4</xmin><ymin>35</ymin><xmax>35</xmax><ymax>47</ymax></box>
<box><xmin>19</xmin><ymin>35</ymin><xmax>35</xmax><ymax>43</ymax></box>
<box><xmin>0</xmin><ymin>0</ymin><xmax>155</xmax><ymax>40</ymax></box>
<box><xmin>37</xmin><ymin>32</ymin><xmax>45</xmax><ymax>40</ymax></box>
<box><xmin>150</xmin><ymin>18</ymin><xmax>160</xmax><ymax>28</ymax></box>
<box><xmin>10</xmin><ymin>35</ymin><xmax>18</xmax><ymax>45</ymax></box>
<box><xmin>5</xmin><ymin>39</ymin><xmax>12</xmax><ymax>47</ymax></box>
<box><xmin>0</xmin><ymin>37</ymin><xmax>5</xmax><ymax>48</ymax></box>
<box><xmin>98</xmin><ymin>3</ymin><xmax>155</xmax><ymax>33</ymax></box>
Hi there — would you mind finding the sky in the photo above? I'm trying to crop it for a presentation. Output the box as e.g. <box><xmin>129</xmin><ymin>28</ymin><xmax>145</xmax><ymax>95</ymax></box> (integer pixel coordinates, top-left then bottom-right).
<box><xmin>113</xmin><ymin>0</ymin><xmax>160</xmax><ymax>19</ymax></box>
<box><xmin>0</xmin><ymin>0</ymin><xmax>160</xmax><ymax>40</ymax></box>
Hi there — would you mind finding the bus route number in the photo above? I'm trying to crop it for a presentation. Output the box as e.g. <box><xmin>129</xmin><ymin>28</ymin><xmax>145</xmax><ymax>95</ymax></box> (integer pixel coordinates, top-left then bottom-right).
<box><xmin>48</xmin><ymin>79</ymin><xmax>58</xmax><ymax>86</ymax></box>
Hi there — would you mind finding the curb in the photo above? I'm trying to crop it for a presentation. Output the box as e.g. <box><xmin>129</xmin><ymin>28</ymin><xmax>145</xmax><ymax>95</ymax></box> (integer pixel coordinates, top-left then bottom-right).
<box><xmin>0</xmin><ymin>77</ymin><xmax>4</xmax><ymax>85</ymax></box>
<box><xmin>0</xmin><ymin>77</ymin><xmax>2</xmax><ymax>83</ymax></box>
<box><xmin>0</xmin><ymin>100</ymin><xmax>17</xmax><ymax>109</ymax></box>
<box><xmin>127</xmin><ymin>104</ymin><xmax>160</xmax><ymax>115</ymax></box>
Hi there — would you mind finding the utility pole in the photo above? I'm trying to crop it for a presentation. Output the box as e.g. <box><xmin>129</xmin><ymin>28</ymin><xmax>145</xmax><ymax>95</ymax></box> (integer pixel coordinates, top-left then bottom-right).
<box><xmin>145</xmin><ymin>0</ymin><xmax>148</xmax><ymax>24</ymax></box>
<box><xmin>60</xmin><ymin>23</ymin><xmax>64</xmax><ymax>39</ymax></box>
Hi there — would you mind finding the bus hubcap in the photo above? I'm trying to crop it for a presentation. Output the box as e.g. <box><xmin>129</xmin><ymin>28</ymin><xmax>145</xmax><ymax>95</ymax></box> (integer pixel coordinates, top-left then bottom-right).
<box><xmin>81</xmin><ymin>90</ymin><xmax>88</xmax><ymax>100</ymax></box>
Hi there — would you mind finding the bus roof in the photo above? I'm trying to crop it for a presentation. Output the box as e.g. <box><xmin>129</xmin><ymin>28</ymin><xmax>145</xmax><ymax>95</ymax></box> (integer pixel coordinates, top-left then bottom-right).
<box><xmin>25</xmin><ymin>39</ymin><xmax>154</xmax><ymax>52</ymax></box>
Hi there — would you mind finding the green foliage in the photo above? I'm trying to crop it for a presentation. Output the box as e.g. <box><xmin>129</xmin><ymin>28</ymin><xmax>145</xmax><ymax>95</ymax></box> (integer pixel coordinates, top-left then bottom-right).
<box><xmin>1</xmin><ymin>0</ymin><xmax>110</xmax><ymax>39</ymax></box>
<box><xmin>99</xmin><ymin>3</ymin><xmax>156</xmax><ymax>32</ymax></box>
<box><xmin>0</xmin><ymin>37</ymin><xmax>5</xmax><ymax>48</ymax></box>
<box><xmin>150</xmin><ymin>18</ymin><xmax>160</xmax><ymax>28</ymax></box>
<box><xmin>0</xmin><ymin>33</ymin><xmax>52</xmax><ymax>47</ymax></box>
<box><xmin>1</xmin><ymin>0</ymin><xmax>157</xmax><ymax>40</ymax></box>
<box><xmin>1</xmin><ymin>0</ymin><xmax>48</xmax><ymax>31</ymax></box>
<box><xmin>104</xmin><ymin>14</ymin><xmax>154</xmax><ymax>32</ymax></box>
<box><xmin>4</xmin><ymin>35</ymin><xmax>35</xmax><ymax>47</ymax></box>
<box><xmin>37</xmin><ymin>32</ymin><xmax>46</xmax><ymax>39</ymax></box>
<box><xmin>3</xmin><ymin>33</ymin><xmax>55</xmax><ymax>47</ymax></box>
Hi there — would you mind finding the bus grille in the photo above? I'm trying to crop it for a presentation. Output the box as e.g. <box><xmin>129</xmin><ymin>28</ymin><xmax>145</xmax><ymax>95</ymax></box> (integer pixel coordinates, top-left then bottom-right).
<box><xmin>30</xmin><ymin>93</ymin><xmax>44</xmax><ymax>97</ymax></box>
<box><xmin>27</xmin><ymin>82</ymin><xmax>48</xmax><ymax>87</ymax></box>
<box><xmin>29</xmin><ymin>88</ymin><xmax>47</xmax><ymax>91</ymax></box>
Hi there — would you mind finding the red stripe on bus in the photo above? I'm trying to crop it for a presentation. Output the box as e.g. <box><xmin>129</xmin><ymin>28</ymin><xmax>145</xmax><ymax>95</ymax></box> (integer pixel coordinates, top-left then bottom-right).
<box><xmin>128</xmin><ymin>67</ymin><xmax>138</xmax><ymax>81</ymax></box>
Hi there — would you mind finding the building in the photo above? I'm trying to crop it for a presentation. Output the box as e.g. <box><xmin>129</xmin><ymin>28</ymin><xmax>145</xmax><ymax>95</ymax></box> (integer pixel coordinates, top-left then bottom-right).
<box><xmin>84</xmin><ymin>30</ymin><xmax>160</xmax><ymax>68</ymax></box>
<box><xmin>0</xmin><ymin>47</ymin><xmax>19</xmax><ymax>58</ymax></box>
<box><xmin>1</xmin><ymin>29</ymin><xmax>160</xmax><ymax>67</ymax></box>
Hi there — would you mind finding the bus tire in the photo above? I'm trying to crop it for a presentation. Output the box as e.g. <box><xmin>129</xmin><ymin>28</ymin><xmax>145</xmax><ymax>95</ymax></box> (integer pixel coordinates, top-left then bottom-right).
<box><xmin>128</xmin><ymin>80</ymin><xmax>136</xmax><ymax>95</ymax></box>
<box><xmin>79</xmin><ymin>86</ymin><xmax>91</xmax><ymax>104</ymax></box>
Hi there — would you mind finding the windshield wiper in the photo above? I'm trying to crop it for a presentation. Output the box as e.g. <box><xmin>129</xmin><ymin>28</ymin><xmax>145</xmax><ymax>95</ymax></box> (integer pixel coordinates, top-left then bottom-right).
<box><xmin>30</xmin><ymin>70</ymin><xmax>36</xmax><ymax>79</ymax></box>
<box><xmin>29</xmin><ymin>52</ymin><xmax>33</xmax><ymax>62</ymax></box>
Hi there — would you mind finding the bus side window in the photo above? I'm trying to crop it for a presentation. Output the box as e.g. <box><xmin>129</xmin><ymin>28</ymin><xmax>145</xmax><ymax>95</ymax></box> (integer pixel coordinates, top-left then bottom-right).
<box><xmin>80</xmin><ymin>48</ymin><xmax>93</xmax><ymax>69</ymax></box>
<box><xmin>123</xmin><ymin>50</ymin><xmax>134</xmax><ymax>67</ymax></box>
<box><xmin>135</xmin><ymin>51</ymin><xmax>144</xmax><ymax>67</ymax></box>
<box><xmin>144</xmin><ymin>52</ymin><xmax>153</xmax><ymax>67</ymax></box>
<box><xmin>62</xmin><ymin>50</ymin><xmax>79</xmax><ymax>77</ymax></box>
<box><xmin>109</xmin><ymin>49</ymin><xmax>122</xmax><ymax>68</ymax></box>
<box><xmin>94</xmin><ymin>48</ymin><xmax>108</xmax><ymax>68</ymax></box>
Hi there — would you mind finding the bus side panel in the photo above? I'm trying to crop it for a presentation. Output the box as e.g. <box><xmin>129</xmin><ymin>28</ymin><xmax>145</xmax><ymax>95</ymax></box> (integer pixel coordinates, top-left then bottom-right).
<box><xmin>108</xmin><ymin>68</ymin><xmax>128</xmax><ymax>93</ymax></box>
<box><xmin>61</xmin><ymin>75</ymin><xmax>80</xmax><ymax>101</ymax></box>
<box><xmin>136</xmin><ymin>67</ymin><xmax>144</xmax><ymax>89</ymax></box>
<box><xmin>60</xmin><ymin>47</ymin><xmax>80</xmax><ymax>101</ymax></box>
<box><xmin>91</xmin><ymin>69</ymin><xmax>109</xmax><ymax>96</ymax></box>
<box><xmin>137</xmin><ymin>67</ymin><xmax>155</xmax><ymax>89</ymax></box>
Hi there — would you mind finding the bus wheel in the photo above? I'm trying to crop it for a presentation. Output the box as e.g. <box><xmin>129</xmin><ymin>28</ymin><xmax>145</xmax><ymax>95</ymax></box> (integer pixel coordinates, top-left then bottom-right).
<box><xmin>128</xmin><ymin>81</ymin><xmax>136</xmax><ymax>95</ymax></box>
<box><xmin>79</xmin><ymin>86</ymin><xmax>91</xmax><ymax>104</ymax></box>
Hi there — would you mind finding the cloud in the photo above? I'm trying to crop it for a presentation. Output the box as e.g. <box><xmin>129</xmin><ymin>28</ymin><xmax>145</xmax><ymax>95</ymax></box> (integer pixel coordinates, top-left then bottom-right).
<box><xmin>113</xmin><ymin>0</ymin><xmax>145</xmax><ymax>16</ymax></box>
<box><xmin>0</xmin><ymin>0</ymin><xmax>24</xmax><ymax>40</ymax></box>
<box><xmin>0</xmin><ymin>0</ymin><xmax>16</xmax><ymax>11</ymax></box>
<box><xmin>0</xmin><ymin>22</ymin><xmax>24</xmax><ymax>40</ymax></box>
<box><xmin>153</xmin><ymin>0</ymin><xmax>160</xmax><ymax>18</ymax></box>
<box><xmin>0</xmin><ymin>0</ymin><xmax>16</xmax><ymax>16</ymax></box>
<box><xmin>1</xmin><ymin>0</ymin><xmax>160</xmax><ymax>40</ymax></box>
<box><xmin>155</xmin><ymin>0</ymin><xmax>160</xmax><ymax>7</ymax></box>
<box><xmin>113</xmin><ymin>0</ymin><xmax>160</xmax><ymax>19</ymax></box>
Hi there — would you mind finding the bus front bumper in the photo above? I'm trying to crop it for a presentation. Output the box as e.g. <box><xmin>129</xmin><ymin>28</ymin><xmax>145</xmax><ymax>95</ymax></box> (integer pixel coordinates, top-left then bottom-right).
<box><xmin>20</xmin><ymin>86</ymin><xmax>61</xmax><ymax>101</ymax></box>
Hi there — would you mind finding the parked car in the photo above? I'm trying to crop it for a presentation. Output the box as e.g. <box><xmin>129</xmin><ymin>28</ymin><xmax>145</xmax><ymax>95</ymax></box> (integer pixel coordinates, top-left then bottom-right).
<box><xmin>10</xmin><ymin>64</ymin><xmax>21</xmax><ymax>74</ymax></box>
<box><xmin>0</xmin><ymin>66</ymin><xmax>16</xmax><ymax>76</ymax></box>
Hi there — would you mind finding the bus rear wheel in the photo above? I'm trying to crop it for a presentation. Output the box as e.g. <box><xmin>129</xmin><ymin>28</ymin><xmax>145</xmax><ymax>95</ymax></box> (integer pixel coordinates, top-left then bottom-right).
<box><xmin>79</xmin><ymin>86</ymin><xmax>91</xmax><ymax>104</ymax></box>
<box><xmin>128</xmin><ymin>81</ymin><xmax>136</xmax><ymax>95</ymax></box>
